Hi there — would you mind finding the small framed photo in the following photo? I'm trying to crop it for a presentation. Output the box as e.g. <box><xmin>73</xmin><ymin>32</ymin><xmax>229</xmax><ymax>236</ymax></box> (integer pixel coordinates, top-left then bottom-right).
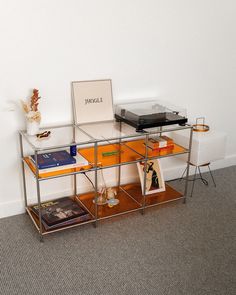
<box><xmin>71</xmin><ymin>79</ymin><xmax>114</xmax><ymax>125</ymax></box>
<box><xmin>137</xmin><ymin>159</ymin><xmax>165</xmax><ymax>195</ymax></box>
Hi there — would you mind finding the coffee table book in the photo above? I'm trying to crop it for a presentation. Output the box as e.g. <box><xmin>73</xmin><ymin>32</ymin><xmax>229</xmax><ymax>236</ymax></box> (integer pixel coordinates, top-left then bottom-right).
<box><xmin>30</xmin><ymin>197</ymin><xmax>91</xmax><ymax>229</ymax></box>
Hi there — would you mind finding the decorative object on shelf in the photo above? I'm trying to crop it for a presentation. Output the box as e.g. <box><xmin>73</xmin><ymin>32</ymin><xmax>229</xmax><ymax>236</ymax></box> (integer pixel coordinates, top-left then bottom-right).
<box><xmin>72</xmin><ymin>79</ymin><xmax>114</xmax><ymax>125</ymax></box>
<box><xmin>106</xmin><ymin>187</ymin><xmax>117</xmax><ymax>200</ymax></box>
<box><xmin>90</xmin><ymin>169</ymin><xmax>107</xmax><ymax>205</ymax></box>
<box><xmin>95</xmin><ymin>189</ymin><xmax>107</xmax><ymax>205</ymax></box>
<box><xmin>36</xmin><ymin>130</ymin><xmax>51</xmax><ymax>139</ymax></box>
<box><xmin>107</xmin><ymin>198</ymin><xmax>119</xmax><ymax>208</ymax></box>
<box><xmin>144</xmin><ymin>135</ymin><xmax>174</xmax><ymax>152</ymax></box>
<box><xmin>106</xmin><ymin>187</ymin><xmax>119</xmax><ymax>208</ymax></box>
<box><xmin>137</xmin><ymin>159</ymin><xmax>165</xmax><ymax>195</ymax></box>
<box><xmin>192</xmin><ymin>117</ymin><xmax>210</xmax><ymax>132</ymax></box>
<box><xmin>102</xmin><ymin>150</ymin><xmax>122</xmax><ymax>157</ymax></box>
<box><xmin>81</xmin><ymin>157</ymin><xmax>120</xmax><ymax>207</ymax></box>
<box><xmin>70</xmin><ymin>144</ymin><xmax>77</xmax><ymax>156</ymax></box>
<box><xmin>21</xmin><ymin>89</ymin><xmax>41</xmax><ymax>136</ymax></box>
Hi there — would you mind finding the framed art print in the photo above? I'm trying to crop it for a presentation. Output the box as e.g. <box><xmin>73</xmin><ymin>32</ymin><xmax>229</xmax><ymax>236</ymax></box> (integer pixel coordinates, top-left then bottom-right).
<box><xmin>137</xmin><ymin>159</ymin><xmax>165</xmax><ymax>195</ymax></box>
<box><xmin>71</xmin><ymin>79</ymin><xmax>114</xmax><ymax>125</ymax></box>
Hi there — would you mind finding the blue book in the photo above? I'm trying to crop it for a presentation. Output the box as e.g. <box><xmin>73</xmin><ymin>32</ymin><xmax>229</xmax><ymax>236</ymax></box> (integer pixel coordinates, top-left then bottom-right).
<box><xmin>30</xmin><ymin>150</ymin><xmax>76</xmax><ymax>169</ymax></box>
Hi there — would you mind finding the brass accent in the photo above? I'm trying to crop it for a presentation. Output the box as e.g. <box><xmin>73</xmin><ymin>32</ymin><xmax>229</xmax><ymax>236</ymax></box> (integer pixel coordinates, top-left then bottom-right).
<box><xmin>192</xmin><ymin>117</ymin><xmax>209</xmax><ymax>132</ymax></box>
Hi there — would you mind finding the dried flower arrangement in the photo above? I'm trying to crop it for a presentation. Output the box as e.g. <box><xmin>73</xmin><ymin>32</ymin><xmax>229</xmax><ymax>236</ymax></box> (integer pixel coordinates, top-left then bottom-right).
<box><xmin>21</xmin><ymin>89</ymin><xmax>41</xmax><ymax>123</ymax></box>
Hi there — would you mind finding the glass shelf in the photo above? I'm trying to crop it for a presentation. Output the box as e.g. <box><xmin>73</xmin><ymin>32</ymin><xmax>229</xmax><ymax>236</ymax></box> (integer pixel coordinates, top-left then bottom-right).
<box><xmin>20</xmin><ymin>122</ymin><xmax>191</xmax><ymax>152</ymax></box>
<box><xmin>22</xmin><ymin>122</ymin><xmax>190</xmax><ymax>178</ymax></box>
<box><xmin>20</xmin><ymin>124</ymin><xmax>93</xmax><ymax>151</ymax></box>
<box><xmin>77</xmin><ymin>120</ymin><xmax>143</xmax><ymax>143</ymax></box>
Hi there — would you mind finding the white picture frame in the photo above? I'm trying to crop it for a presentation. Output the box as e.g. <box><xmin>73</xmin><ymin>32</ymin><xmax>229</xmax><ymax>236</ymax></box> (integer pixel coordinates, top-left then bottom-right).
<box><xmin>71</xmin><ymin>79</ymin><xmax>114</xmax><ymax>125</ymax></box>
<box><xmin>137</xmin><ymin>159</ymin><xmax>165</xmax><ymax>195</ymax></box>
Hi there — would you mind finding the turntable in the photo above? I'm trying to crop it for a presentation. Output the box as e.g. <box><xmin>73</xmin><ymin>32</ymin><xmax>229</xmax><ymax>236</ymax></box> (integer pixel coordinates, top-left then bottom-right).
<box><xmin>115</xmin><ymin>100</ymin><xmax>188</xmax><ymax>131</ymax></box>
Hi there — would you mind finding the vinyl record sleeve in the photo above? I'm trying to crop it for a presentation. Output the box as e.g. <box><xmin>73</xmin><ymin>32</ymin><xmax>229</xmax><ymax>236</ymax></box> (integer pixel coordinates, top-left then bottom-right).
<box><xmin>72</xmin><ymin>79</ymin><xmax>114</xmax><ymax>125</ymax></box>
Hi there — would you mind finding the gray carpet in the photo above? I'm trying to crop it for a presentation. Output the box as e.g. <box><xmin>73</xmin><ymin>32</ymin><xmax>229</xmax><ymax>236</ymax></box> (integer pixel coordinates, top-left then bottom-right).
<box><xmin>0</xmin><ymin>166</ymin><xmax>236</xmax><ymax>295</ymax></box>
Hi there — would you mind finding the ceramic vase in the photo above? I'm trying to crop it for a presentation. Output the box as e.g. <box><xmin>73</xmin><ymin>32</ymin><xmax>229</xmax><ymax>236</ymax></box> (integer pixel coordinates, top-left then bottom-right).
<box><xmin>26</xmin><ymin>111</ymin><xmax>41</xmax><ymax>136</ymax></box>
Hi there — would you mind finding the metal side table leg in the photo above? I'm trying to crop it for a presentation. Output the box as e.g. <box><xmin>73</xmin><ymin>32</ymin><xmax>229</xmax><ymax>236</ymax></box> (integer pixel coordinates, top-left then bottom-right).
<box><xmin>208</xmin><ymin>164</ymin><xmax>216</xmax><ymax>187</ymax></box>
<box><xmin>190</xmin><ymin>166</ymin><xmax>198</xmax><ymax>197</ymax></box>
<box><xmin>198</xmin><ymin>166</ymin><xmax>208</xmax><ymax>186</ymax></box>
<box><xmin>179</xmin><ymin>165</ymin><xmax>188</xmax><ymax>182</ymax></box>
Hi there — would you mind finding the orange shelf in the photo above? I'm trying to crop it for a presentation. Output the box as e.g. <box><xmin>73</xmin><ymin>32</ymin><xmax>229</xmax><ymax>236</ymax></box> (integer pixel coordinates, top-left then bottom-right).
<box><xmin>79</xmin><ymin>143</ymin><xmax>143</xmax><ymax>168</ymax></box>
<box><xmin>24</xmin><ymin>140</ymin><xmax>187</xmax><ymax>178</ymax></box>
<box><xmin>26</xmin><ymin>183</ymin><xmax>183</xmax><ymax>234</ymax></box>
<box><xmin>79</xmin><ymin>141</ymin><xmax>187</xmax><ymax>169</ymax></box>
<box><xmin>78</xmin><ymin>183</ymin><xmax>183</xmax><ymax>219</ymax></box>
<box><xmin>122</xmin><ymin>183</ymin><xmax>183</xmax><ymax>206</ymax></box>
<box><xmin>124</xmin><ymin>139</ymin><xmax>187</xmax><ymax>158</ymax></box>
<box><xmin>79</xmin><ymin>188</ymin><xmax>142</xmax><ymax>219</ymax></box>
<box><xmin>24</xmin><ymin>157</ymin><xmax>92</xmax><ymax>179</ymax></box>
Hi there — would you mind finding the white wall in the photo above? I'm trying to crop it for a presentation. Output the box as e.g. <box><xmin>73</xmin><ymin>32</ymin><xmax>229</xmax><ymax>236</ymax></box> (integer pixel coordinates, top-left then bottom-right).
<box><xmin>0</xmin><ymin>0</ymin><xmax>235</xmax><ymax>218</ymax></box>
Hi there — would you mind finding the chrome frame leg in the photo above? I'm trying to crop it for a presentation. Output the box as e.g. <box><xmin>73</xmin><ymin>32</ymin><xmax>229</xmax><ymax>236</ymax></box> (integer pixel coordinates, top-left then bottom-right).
<box><xmin>35</xmin><ymin>150</ymin><xmax>44</xmax><ymax>242</ymax></box>
<box><xmin>179</xmin><ymin>165</ymin><xmax>187</xmax><ymax>182</ymax></box>
<box><xmin>74</xmin><ymin>175</ymin><xmax>77</xmax><ymax>195</ymax></box>
<box><xmin>94</xmin><ymin>142</ymin><xmax>98</xmax><ymax>228</ymax></box>
<box><xmin>73</xmin><ymin>125</ymin><xmax>77</xmax><ymax>197</ymax></box>
<box><xmin>118</xmin><ymin>121</ymin><xmax>122</xmax><ymax>191</ymax></box>
<box><xmin>19</xmin><ymin>133</ymin><xmax>28</xmax><ymax>209</ymax></box>
<box><xmin>141</xmin><ymin>134</ymin><xmax>149</xmax><ymax>215</ymax></box>
<box><xmin>183</xmin><ymin>126</ymin><xmax>193</xmax><ymax>203</ymax></box>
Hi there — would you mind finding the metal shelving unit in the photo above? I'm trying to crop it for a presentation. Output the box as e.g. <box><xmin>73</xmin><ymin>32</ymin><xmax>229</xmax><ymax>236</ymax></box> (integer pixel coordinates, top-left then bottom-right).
<box><xmin>19</xmin><ymin>121</ymin><xmax>193</xmax><ymax>242</ymax></box>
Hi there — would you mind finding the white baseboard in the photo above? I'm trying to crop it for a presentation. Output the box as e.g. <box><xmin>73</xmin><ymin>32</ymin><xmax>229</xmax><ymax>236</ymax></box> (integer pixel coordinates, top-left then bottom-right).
<box><xmin>1</xmin><ymin>154</ymin><xmax>235</xmax><ymax>219</ymax></box>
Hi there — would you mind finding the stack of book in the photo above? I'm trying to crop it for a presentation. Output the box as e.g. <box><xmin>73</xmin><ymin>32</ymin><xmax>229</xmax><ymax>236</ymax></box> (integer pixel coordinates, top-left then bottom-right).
<box><xmin>29</xmin><ymin>150</ymin><xmax>89</xmax><ymax>175</ymax></box>
<box><xmin>29</xmin><ymin>197</ymin><xmax>91</xmax><ymax>230</ymax></box>
<box><xmin>145</xmin><ymin>135</ymin><xmax>174</xmax><ymax>151</ymax></box>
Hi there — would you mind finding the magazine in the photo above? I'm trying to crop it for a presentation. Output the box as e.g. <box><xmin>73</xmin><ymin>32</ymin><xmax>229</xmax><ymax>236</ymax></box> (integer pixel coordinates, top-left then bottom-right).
<box><xmin>137</xmin><ymin>159</ymin><xmax>165</xmax><ymax>195</ymax></box>
<box><xmin>31</xmin><ymin>197</ymin><xmax>89</xmax><ymax>226</ymax></box>
<box><xmin>29</xmin><ymin>208</ymin><xmax>91</xmax><ymax>230</ymax></box>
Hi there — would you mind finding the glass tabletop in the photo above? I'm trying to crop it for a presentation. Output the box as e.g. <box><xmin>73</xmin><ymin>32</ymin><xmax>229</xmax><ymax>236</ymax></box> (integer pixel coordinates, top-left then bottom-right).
<box><xmin>20</xmin><ymin>125</ymin><xmax>93</xmax><ymax>150</ymax></box>
<box><xmin>77</xmin><ymin>120</ymin><xmax>144</xmax><ymax>143</ymax></box>
<box><xmin>20</xmin><ymin>122</ymin><xmax>192</xmax><ymax>151</ymax></box>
